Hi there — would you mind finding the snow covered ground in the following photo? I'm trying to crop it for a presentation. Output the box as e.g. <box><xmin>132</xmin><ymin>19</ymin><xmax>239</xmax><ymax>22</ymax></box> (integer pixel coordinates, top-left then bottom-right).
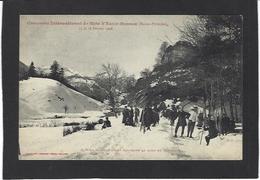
<box><xmin>19</xmin><ymin>115</ymin><xmax>242</xmax><ymax>160</ymax></box>
<box><xmin>19</xmin><ymin>111</ymin><xmax>106</xmax><ymax>128</ymax></box>
<box><xmin>19</xmin><ymin>78</ymin><xmax>104</xmax><ymax>120</ymax></box>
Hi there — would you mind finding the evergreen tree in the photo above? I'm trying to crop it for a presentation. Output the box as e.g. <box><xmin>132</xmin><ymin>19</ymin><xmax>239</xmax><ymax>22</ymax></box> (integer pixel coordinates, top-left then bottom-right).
<box><xmin>178</xmin><ymin>15</ymin><xmax>242</xmax><ymax>120</ymax></box>
<box><xmin>50</xmin><ymin>60</ymin><xmax>60</xmax><ymax>80</ymax></box>
<box><xmin>132</xmin><ymin>15</ymin><xmax>242</xmax><ymax>119</ymax></box>
<box><xmin>28</xmin><ymin>62</ymin><xmax>37</xmax><ymax>77</ymax></box>
<box><xmin>58</xmin><ymin>67</ymin><xmax>66</xmax><ymax>83</ymax></box>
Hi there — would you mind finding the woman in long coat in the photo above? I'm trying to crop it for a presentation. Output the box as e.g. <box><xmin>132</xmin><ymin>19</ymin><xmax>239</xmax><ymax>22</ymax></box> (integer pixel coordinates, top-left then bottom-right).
<box><xmin>140</xmin><ymin>106</ymin><xmax>153</xmax><ymax>132</ymax></box>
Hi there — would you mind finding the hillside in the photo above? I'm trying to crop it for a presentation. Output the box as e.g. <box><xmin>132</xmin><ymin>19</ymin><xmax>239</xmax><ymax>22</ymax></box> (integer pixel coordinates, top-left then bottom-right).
<box><xmin>19</xmin><ymin>77</ymin><xmax>104</xmax><ymax>120</ymax></box>
<box><xmin>36</xmin><ymin>66</ymin><xmax>107</xmax><ymax>101</ymax></box>
<box><xmin>19</xmin><ymin>61</ymin><xmax>29</xmax><ymax>80</ymax></box>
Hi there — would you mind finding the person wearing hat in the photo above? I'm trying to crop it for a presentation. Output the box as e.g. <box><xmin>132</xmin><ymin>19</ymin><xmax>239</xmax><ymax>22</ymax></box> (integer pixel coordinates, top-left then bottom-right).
<box><xmin>141</xmin><ymin>105</ymin><xmax>153</xmax><ymax>132</ymax></box>
<box><xmin>187</xmin><ymin>106</ymin><xmax>199</xmax><ymax>138</ymax></box>
<box><xmin>174</xmin><ymin>106</ymin><xmax>190</xmax><ymax>137</ymax></box>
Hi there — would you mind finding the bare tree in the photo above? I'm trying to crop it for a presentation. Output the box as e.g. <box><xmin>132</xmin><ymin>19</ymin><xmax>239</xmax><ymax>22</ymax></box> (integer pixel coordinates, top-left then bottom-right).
<box><xmin>95</xmin><ymin>63</ymin><xmax>123</xmax><ymax>112</ymax></box>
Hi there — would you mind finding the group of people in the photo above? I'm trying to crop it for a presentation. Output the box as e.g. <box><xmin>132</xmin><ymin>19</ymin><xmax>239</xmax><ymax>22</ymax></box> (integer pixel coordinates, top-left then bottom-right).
<box><xmin>139</xmin><ymin>105</ymin><xmax>160</xmax><ymax>132</ymax></box>
<box><xmin>164</xmin><ymin>104</ymin><xmax>233</xmax><ymax>145</ymax></box>
<box><xmin>122</xmin><ymin>105</ymin><xmax>160</xmax><ymax>132</ymax></box>
<box><xmin>169</xmin><ymin>105</ymin><xmax>198</xmax><ymax>138</ymax></box>
<box><xmin>122</xmin><ymin>106</ymin><xmax>140</xmax><ymax>126</ymax></box>
<box><xmin>121</xmin><ymin>102</ymin><xmax>234</xmax><ymax>145</ymax></box>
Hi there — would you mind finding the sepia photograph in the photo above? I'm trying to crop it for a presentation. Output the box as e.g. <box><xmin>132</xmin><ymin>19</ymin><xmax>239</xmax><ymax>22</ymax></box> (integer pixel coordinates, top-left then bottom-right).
<box><xmin>19</xmin><ymin>15</ymin><xmax>243</xmax><ymax>160</ymax></box>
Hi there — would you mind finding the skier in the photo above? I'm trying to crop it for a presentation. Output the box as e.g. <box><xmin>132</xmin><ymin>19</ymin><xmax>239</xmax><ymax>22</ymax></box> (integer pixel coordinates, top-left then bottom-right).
<box><xmin>187</xmin><ymin>106</ymin><xmax>199</xmax><ymax>138</ymax></box>
<box><xmin>134</xmin><ymin>107</ymin><xmax>140</xmax><ymax>125</ymax></box>
<box><xmin>174</xmin><ymin>106</ymin><xmax>190</xmax><ymax>137</ymax></box>
<box><xmin>204</xmin><ymin>115</ymin><xmax>218</xmax><ymax>145</ymax></box>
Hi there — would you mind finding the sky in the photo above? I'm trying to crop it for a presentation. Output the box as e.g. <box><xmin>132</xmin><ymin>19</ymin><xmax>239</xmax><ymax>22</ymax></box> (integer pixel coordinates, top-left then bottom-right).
<box><xmin>20</xmin><ymin>15</ymin><xmax>193</xmax><ymax>78</ymax></box>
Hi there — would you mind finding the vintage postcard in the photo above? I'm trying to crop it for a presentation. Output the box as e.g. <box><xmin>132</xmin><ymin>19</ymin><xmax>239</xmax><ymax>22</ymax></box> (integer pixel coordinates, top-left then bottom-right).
<box><xmin>19</xmin><ymin>15</ymin><xmax>243</xmax><ymax>160</ymax></box>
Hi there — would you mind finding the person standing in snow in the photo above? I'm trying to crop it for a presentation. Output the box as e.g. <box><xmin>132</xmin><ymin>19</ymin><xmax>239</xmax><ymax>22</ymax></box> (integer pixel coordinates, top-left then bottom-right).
<box><xmin>164</xmin><ymin>105</ymin><xmax>173</xmax><ymax>120</ymax></box>
<box><xmin>158</xmin><ymin>101</ymin><xmax>167</xmax><ymax>114</ymax></box>
<box><xmin>187</xmin><ymin>106</ymin><xmax>199</xmax><ymax>138</ymax></box>
<box><xmin>122</xmin><ymin>106</ymin><xmax>129</xmax><ymax>124</ymax></box>
<box><xmin>127</xmin><ymin>106</ymin><xmax>134</xmax><ymax>126</ymax></box>
<box><xmin>169</xmin><ymin>104</ymin><xmax>178</xmax><ymax>126</ymax></box>
<box><xmin>204</xmin><ymin>115</ymin><xmax>219</xmax><ymax>145</ymax></box>
<box><xmin>141</xmin><ymin>105</ymin><xmax>153</xmax><ymax>132</ymax></box>
<box><xmin>221</xmin><ymin>113</ymin><xmax>230</xmax><ymax>135</ymax></box>
<box><xmin>134</xmin><ymin>107</ymin><xmax>140</xmax><ymax>125</ymax></box>
<box><xmin>152</xmin><ymin>105</ymin><xmax>160</xmax><ymax>126</ymax></box>
<box><xmin>196</xmin><ymin>112</ymin><xmax>204</xmax><ymax>129</ymax></box>
<box><xmin>174</xmin><ymin>106</ymin><xmax>190</xmax><ymax>137</ymax></box>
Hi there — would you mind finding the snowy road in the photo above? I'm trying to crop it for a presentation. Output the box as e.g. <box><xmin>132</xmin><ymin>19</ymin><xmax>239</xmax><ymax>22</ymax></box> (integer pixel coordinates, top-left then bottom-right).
<box><xmin>19</xmin><ymin>115</ymin><xmax>242</xmax><ymax>160</ymax></box>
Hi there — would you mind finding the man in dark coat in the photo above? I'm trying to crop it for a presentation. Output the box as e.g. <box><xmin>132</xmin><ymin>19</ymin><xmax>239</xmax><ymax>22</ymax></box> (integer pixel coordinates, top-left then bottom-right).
<box><xmin>197</xmin><ymin>112</ymin><xmax>204</xmax><ymax>128</ymax></box>
<box><xmin>164</xmin><ymin>105</ymin><xmax>172</xmax><ymax>119</ymax></box>
<box><xmin>221</xmin><ymin>113</ymin><xmax>230</xmax><ymax>135</ymax></box>
<box><xmin>174</xmin><ymin>106</ymin><xmax>190</xmax><ymax>137</ymax></box>
<box><xmin>122</xmin><ymin>106</ymin><xmax>129</xmax><ymax>124</ymax></box>
<box><xmin>127</xmin><ymin>106</ymin><xmax>134</xmax><ymax>126</ymax></box>
<box><xmin>141</xmin><ymin>106</ymin><xmax>153</xmax><ymax>131</ymax></box>
<box><xmin>170</xmin><ymin>105</ymin><xmax>178</xmax><ymax>126</ymax></box>
<box><xmin>158</xmin><ymin>101</ymin><xmax>167</xmax><ymax>113</ymax></box>
<box><xmin>204</xmin><ymin>115</ymin><xmax>218</xmax><ymax>145</ymax></box>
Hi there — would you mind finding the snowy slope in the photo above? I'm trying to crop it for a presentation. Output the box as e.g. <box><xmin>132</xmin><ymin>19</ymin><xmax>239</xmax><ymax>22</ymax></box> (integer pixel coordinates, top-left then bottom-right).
<box><xmin>19</xmin><ymin>61</ymin><xmax>29</xmax><ymax>80</ymax></box>
<box><xmin>36</xmin><ymin>66</ymin><xmax>106</xmax><ymax>100</ymax></box>
<box><xmin>19</xmin><ymin>77</ymin><xmax>104</xmax><ymax>120</ymax></box>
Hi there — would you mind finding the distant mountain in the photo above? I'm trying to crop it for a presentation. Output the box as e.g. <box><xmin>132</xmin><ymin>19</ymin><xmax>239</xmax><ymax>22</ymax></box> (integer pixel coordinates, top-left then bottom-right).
<box><xmin>36</xmin><ymin>66</ymin><xmax>107</xmax><ymax>102</ymax></box>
